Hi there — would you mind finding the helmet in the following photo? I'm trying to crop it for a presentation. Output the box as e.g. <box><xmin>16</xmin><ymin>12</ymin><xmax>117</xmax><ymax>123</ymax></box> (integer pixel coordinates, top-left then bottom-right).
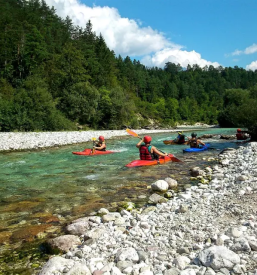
<box><xmin>143</xmin><ymin>136</ymin><xmax>152</xmax><ymax>143</ymax></box>
<box><xmin>191</xmin><ymin>132</ymin><xmax>197</xmax><ymax>137</ymax></box>
<box><xmin>178</xmin><ymin>131</ymin><xmax>183</xmax><ymax>135</ymax></box>
<box><xmin>237</xmin><ymin>128</ymin><xmax>241</xmax><ymax>132</ymax></box>
<box><xmin>99</xmin><ymin>136</ymin><xmax>105</xmax><ymax>141</ymax></box>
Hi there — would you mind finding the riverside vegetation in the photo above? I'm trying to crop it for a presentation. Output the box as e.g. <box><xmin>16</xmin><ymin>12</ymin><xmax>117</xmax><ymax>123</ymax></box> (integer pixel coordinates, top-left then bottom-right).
<box><xmin>0</xmin><ymin>0</ymin><xmax>257</xmax><ymax>138</ymax></box>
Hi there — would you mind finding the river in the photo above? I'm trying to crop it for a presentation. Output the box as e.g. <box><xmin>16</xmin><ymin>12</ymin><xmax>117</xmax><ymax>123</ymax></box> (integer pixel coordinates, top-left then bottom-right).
<box><xmin>0</xmin><ymin>128</ymin><xmax>243</xmax><ymax>274</ymax></box>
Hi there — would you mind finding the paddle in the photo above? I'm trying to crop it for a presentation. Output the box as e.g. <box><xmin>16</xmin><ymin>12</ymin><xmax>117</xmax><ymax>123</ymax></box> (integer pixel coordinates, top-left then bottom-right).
<box><xmin>126</xmin><ymin>129</ymin><xmax>182</xmax><ymax>162</ymax></box>
<box><xmin>91</xmin><ymin>137</ymin><xmax>97</xmax><ymax>154</ymax></box>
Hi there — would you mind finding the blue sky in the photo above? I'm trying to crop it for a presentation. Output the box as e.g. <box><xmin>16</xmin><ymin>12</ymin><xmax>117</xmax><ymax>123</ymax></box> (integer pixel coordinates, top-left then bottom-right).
<box><xmin>46</xmin><ymin>0</ymin><xmax>257</xmax><ymax>70</ymax></box>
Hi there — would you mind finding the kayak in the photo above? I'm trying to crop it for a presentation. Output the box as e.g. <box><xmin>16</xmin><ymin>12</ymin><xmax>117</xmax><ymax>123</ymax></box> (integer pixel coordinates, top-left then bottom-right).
<box><xmin>72</xmin><ymin>149</ymin><xmax>116</xmax><ymax>156</ymax></box>
<box><xmin>183</xmin><ymin>143</ymin><xmax>210</xmax><ymax>153</ymax></box>
<box><xmin>125</xmin><ymin>154</ymin><xmax>177</xmax><ymax>167</ymax></box>
<box><xmin>163</xmin><ymin>140</ymin><xmax>187</xmax><ymax>145</ymax></box>
<box><xmin>234</xmin><ymin>138</ymin><xmax>251</xmax><ymax>144</ymax></box>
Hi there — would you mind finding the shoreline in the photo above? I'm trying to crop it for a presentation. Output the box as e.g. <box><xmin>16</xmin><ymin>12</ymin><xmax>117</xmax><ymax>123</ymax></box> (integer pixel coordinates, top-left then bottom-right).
<box><xmin>39</xmin><ymin>142</ymin><xmax>257</xmax><ymax>274</ymax></box>
<box><xmin>0</xmin><ymin>126</ymin><xmax>216</xmax><ymax>152</ymax></box>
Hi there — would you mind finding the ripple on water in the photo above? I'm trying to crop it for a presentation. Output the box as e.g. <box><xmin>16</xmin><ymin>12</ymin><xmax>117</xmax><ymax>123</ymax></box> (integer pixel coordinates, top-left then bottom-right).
<box><xmin>83</xmin><ymin>174</ymin><xmax>99</xmax><ymax>180</ymax></box>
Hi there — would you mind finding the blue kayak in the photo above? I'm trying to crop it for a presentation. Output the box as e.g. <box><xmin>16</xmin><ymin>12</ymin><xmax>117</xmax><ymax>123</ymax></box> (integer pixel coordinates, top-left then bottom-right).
<box><xmin>183</xmin><ymin>143</ymin><xmax>210</xmax><ymax>153</ymax></box>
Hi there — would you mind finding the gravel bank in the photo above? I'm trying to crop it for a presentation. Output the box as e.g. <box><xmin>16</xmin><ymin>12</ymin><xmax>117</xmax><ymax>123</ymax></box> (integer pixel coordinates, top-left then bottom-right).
<box><xmin>0</xmin><ymin>130</ymin><xmax>175</xmax><ymax>152</ymax></box>
<box><xmin>39</xmin><ymin>142</ymin><xmax>257</xmax><ymax>275</ymax></box>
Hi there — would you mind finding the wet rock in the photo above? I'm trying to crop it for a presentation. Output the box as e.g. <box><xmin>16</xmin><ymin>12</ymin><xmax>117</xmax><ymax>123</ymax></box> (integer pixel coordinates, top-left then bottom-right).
<box><xmin>148</xmin><ymin>193</ymin><xmax>168</xmax><ymax>204</ymax></box>
<box><xmin>165</xmin><ymin>177</ymin><xmax>178</xmax><ymax>188</ymax></box>
<box><xmin>151</xmin><ymin>180</ymin><xmax>169</xmax><ymax>192</ymax></box>
<box><xmin>47</xmin><ymin>235</ymin><xmax>81</xmax><ymax>253</ymax></box>
<box><xmin>122</xmin><ymin>202</ymin><xmax>135</xmax><ymax>211</ymax></box>
<box><xmin>220</xmin><ymin>135</ymin><xmax>235</xmax><ymax>140</ymax></box>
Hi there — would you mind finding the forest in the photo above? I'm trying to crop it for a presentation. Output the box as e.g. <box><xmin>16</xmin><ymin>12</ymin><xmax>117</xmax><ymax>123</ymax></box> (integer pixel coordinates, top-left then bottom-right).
<box><xmin>0</xmin><ymin>0</ymin><xmax>257</xmax><ymax>139</ymax></box>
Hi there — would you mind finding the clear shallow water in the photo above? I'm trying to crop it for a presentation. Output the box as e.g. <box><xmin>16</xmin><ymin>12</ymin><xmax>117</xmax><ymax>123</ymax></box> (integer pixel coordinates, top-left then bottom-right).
<box><xmin>0</xmin><ymin>128</ymin><xmax>243</xmax><ymax>247</ymax></box>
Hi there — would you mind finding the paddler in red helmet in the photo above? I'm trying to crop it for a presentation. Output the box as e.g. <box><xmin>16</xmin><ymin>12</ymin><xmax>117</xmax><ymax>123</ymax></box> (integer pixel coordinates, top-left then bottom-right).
<box><xmin>236</xmin><ymin>129</ymin><xmax>248</xmax><ymax>140</ymax></box>
<box><xmin>136</xmin><ymin>135</ymin><xmax>168</xmax><ymax>160</ymax></box>
<box><xmin>93</xmin><ymin>136</ymin><xmax>106</xmax><ymax>151</ymax></box>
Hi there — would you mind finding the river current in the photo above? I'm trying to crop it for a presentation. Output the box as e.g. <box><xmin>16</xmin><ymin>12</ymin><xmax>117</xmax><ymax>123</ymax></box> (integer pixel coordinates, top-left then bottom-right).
<box><xmin>0</xmin><ymin>128</ymin><xmax>244</xmax><ymax>273</ymax></box>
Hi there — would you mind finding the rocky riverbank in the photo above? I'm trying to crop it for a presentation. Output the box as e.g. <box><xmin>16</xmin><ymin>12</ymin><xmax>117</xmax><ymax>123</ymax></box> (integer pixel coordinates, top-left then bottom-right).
<box><xmin>0</xmin><ymin>125</ymin><xmax>217</xmax><ymax>152</ymax></box>
<box><xmin>0</xmin><ymin>130</ymin><xmax>173</xmax><ymax>152</ymax></box>
<box><xmin>39</xmin><ymin>142</ymin><xmax>257</xmax><ymax>275</ymax></box>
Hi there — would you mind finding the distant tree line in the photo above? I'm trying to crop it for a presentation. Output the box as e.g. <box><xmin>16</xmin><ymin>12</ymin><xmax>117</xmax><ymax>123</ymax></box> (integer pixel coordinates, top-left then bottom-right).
<box><xmin>0</xmin><ymin>0</ymin><xmax>257</xmax><ymax>139</ymax></box>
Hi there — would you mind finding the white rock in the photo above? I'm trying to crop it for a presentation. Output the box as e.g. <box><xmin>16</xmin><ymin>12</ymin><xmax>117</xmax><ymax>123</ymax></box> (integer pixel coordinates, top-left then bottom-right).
<box><xmin>165</xmin><ymin>178</ymin><xmax>178</xmax><ymax>188</ymax></box>
<box><xmin>173</xmin><ymin>256</ymin><xmax>191</xmax><ymax>270</ymax></box>
<box><xmin>151</xmin><ymin>180</ymin><xmax>169</xmax><ymax>192</ymax></box>
<box><xmin>39</xmin><ymin>256</ymin><xmax>75</xmax><ymax>275</ymax></box>
<box><xmin>198</xmin><ymin>245</ymin><xmax>240</xmax><ymax>270</ymax></box>
<box><xmin>116</xmin><ymin>247</ymin><xmax>139</xmax><ymax>263</ymax></box>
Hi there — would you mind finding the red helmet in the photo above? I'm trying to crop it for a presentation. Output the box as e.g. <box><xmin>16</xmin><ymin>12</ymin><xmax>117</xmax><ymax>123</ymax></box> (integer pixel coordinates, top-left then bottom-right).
<box><xmin>99</xmin><ymin>136</ymin><xmax>105</xmax><ymax>141</ymax></box>
<box><xmin>143</xmin><ymin>136</ymin><xmax>152</xmax><ymax>143</ymax></box>
<box><xmin>237</xmin><ymin>128</ymin><xmax>241</xmax><ymax>132</ymax></box>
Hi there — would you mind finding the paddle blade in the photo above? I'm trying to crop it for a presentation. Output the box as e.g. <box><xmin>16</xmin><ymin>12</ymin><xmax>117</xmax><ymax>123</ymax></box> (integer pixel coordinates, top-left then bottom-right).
<box><xmin>126</xmin><ymin>128</ymin><xmax>140</xmax><ymax>138</ymax></box>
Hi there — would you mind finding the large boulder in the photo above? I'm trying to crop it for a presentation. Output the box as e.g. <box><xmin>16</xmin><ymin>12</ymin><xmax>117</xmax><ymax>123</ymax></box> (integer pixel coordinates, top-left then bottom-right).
<box><xmin>198</xmin><ymin>246</ymin><xmax>240</xmax><ymax>270</ymax></box>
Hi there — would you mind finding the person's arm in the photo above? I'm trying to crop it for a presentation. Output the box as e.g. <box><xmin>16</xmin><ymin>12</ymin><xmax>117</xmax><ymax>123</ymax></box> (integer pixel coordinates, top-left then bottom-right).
<box><xmin>198</xmin><ymin>140</ymin><xmax>205</xmax><ymax>146</ymax></box>
<box><xmin>94</xmin><ymin>142</ymin><xmax>106</xmax><ymax>150</ymax></box>
<box><xmin>136</xmin><ymin>139</ymin><xmax>144</xmax><ymax>148</ymax></box>
<box><xmin>186</xmin><ymin>137</ymin><xmax>191</xmax><ymax>144</ymax></box>
<box><xmin>152</xmin><ymin>146</ymin><xmax>168</xmax><ymax>157</ymax></box>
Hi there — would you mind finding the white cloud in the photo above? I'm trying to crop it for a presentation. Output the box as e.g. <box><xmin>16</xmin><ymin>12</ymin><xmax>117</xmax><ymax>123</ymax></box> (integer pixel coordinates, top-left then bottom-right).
<box><xmin>231</xmin><ymin>50</ymin><xmax>242</xmax><ymax>56</ymax></box>
<box><xmin>45</xmin><ymin>0</ymin><xmax>219</xmax><ymax>68</ymax></box>
<box><xmin>246</xmin><ymin>60</ymin><xmax>257</xmax><ymax>71</ymax></box>
<box><xmin>141</xmin><ymin>48</ymin><xmax>220</xmax><ymax>68</ymax></box>
<box><xmin>232</xmin><ymin>43</ymin><xmax>257</xmax><ymax>56</ymax></box>
<box><xmin>45</xmin><ymin>0</ymin><xmax>172</xmax><ymax>56</ymax></box>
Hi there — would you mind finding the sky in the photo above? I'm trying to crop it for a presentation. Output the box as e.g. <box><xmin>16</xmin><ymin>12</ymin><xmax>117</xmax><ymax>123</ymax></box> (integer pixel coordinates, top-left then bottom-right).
<box><xmin>44</xmin><ymin>0</ymin><xmax>257</xmax><ymax>71</ymax></box>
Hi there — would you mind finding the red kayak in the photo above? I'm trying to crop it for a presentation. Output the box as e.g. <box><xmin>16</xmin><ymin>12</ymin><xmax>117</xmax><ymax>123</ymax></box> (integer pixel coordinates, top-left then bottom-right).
<box><xmin>125</xmin><ymin>154</ymin><xmax>180</xmax><ymax>167</ymax></box>
<box><xmin>72</xmin><ymin>149</ymin><xmax>116</xmax><ymax>156</ymax></box>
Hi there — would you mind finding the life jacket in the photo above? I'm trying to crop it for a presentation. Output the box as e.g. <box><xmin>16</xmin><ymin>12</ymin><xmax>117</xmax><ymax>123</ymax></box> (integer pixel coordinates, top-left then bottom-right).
<box><xmin>95</xmin><ymin>141</ymin><xmax>106</xmax><ymax>151</ymax></box>
<box><xmin>139</xmin><ymin>145</ymin><xmax>153</xmax><ymax>160</ymax></box>
<box><xmin>236</xmin><ymin>133</ymin><xmax>247</xmax><ymax>140</ymax></box>
<box><xmin>189</xmin><ymin>138</ymin><xmax>199</xmax><ymax>148</ymax></box>
<box><xmin>177</xmin><ymin>134</ymin><xmax>185</xmax><ymax>144</ymax></box>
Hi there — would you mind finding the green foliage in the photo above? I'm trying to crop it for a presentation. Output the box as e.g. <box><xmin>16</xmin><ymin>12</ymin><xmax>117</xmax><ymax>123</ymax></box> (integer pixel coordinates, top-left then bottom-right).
<box><xmin>218</xmin><ymin>89</ymin><xmax>257</xmax><ymax>140</ymax></box>
<box><xmin>0</xmin><ymin>0</ymin><xmax>257</xmax><ymax>132</ymax></box>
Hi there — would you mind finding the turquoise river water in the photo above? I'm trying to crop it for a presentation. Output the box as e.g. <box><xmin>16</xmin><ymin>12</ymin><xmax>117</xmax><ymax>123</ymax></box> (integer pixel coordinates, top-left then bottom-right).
<box><xmin>0</xmin><ymin>128</ymin><xmax>245</xmax><ymax>253</ymax></box>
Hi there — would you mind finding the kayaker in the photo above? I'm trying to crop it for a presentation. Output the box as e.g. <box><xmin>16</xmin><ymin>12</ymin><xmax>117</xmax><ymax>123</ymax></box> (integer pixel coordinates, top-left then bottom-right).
<box><xmin>236</xmin><ymin>129</ymin><xmax>248</xmax><ymax>140</ymax></box>
<box><xmin>188</xmin><ymin>133</ymin><xmax>205</xmax><ymax>148</ymax></box>
<box><xmin>173</xmin><ymin>131</ymin><xmax>186</xmax><ymax>144</ymax></box>
<box><xmin>93</xmin><ymin>136</ymin><xmax>106</xmax><ymax>151</ymax></box>
<box><xmin>136</xmin><ymin>135</ymin><xmax>168</xmax><ymax>160</ymax></box>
